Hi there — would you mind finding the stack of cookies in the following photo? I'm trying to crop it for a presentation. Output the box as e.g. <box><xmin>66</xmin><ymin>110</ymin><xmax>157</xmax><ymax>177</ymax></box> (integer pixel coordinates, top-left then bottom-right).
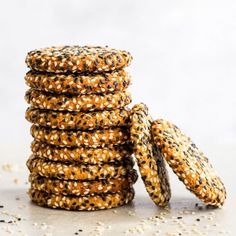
<box><xmin>24</xmin><ymin>45</ymin><xmax>137</xmax><ymax>211</ymax></box>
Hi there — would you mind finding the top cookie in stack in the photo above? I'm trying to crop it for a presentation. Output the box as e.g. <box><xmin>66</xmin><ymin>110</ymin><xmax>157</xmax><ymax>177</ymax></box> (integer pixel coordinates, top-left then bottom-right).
<box><xmin>25</xmin><ymin>45</ymin><xmax>137</xmax><ymax>211</ymax></box>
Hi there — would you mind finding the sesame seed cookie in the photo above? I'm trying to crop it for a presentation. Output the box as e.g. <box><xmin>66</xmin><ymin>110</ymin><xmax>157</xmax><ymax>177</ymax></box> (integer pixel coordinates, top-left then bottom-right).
<box><xmin>152</xmin><ymin>119</ymin><xmax>226</xmax><ymax>207</ymax></box>
<box><xmin>29</xmin><ymin>187</ymin><xmax>135</xmax><ymax>211</ymax></box>
<box><xmin>30</xmin><ymin>125</ymin><xmax>130</xmax><ymax>148</ymax></box>
<box><xmin>25</xmin><ymin>69</ymin><xmax>131</xmax><ymax>95</ymax></box>
<box><xmin>130</xmin><ymin>104</ymin><xmax>171</xmax><ymax>206</ymax></box>
<box><xmin>25</xmin><ymin>45</ymin><xmax>132</xmax><ymax>73</ymax></box>
<box><xmin>27</xmin><ymin>155</ymin><xmax>135</xmax><ymax>181</ymax></box>
<box><xmin>29</xmin><ymin>170</ymin><xmax>138</xmax><ymax>196</ymax></box>
<box><xmin>26</xmin><ymin>107</ymin><xmax>130</xmax><ymax>130</ymax></box>
<box><xmin>31</xmin><ymin>140</ymin><xmax>133</xmax><ymax>164</ymax></box>
<box><xmin>25</xmin><ymin>89</ymin><xmax>132</xmax><ymax>112</ymax></box>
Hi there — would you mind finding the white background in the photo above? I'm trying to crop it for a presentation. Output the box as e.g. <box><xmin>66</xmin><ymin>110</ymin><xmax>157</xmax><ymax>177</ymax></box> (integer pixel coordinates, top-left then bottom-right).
<box><xmin>0</xmin><ymin>1</ymin><xmax>236</xmax><ymax>235</ymax></box>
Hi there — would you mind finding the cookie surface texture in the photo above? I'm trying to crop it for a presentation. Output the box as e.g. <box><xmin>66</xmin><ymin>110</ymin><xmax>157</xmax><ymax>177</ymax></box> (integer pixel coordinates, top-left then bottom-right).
<box><xmin>29</xmin><ymin>188</ymin><xmax>135</xmax><ymax>211</ymax></box>
<box><xmin>152</xmin><ymin>119</ymin><xmax>226</xmax><ymax>207</ymax></box>
<box><xmin>25</xmin><ymin>45</ymin><xmax>132</xmax><ymax>73</ymax></box>
<box><xmin>31</xmin><ymin>141</ymin><xmax>132</xmax><ymax>164</ymax></box>
<box><xmin>29</xmin><ymin>170</ymin><xmax>138</xmax><ymax>196</ymax></box>
<box><xmin>25</xmin><ymin>89</ymin><xmax>132</xmax><ymax>112</ymax></box>
<box><xmin>26</xmin><ymin>107</ymin><xmax>130</xmax><ymax>130</ymax></box>
<box><xmin>25</xmin><ymin>70</ymin><xmax>131</xmax><ymax>95</ymax></box>
<box><xmin>27</xmin><ymin>155</ymin><xmax>134</xmax><ymax>181</ymax></box>
<box><xmin>30</xmin><ymin>125</ymin><xmax>130</xmax><ymax>148</ymax></box>
<box><xmin>130</xmin><ymin>103</ymin><xmax>171</xmax><ymax>206</ymax></box>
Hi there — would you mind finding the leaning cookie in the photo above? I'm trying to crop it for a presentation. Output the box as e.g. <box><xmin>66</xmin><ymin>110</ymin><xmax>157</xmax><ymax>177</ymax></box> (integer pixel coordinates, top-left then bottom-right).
<box><xmin>29</xmin><ymin>187</ymin><xmax>135</xmax><ymax>211</ymax></box>
<box><xmin>27</xmin><ymin>155</ymin><xmax>134</xmax><ymax>180</ymax></box>
<box><xmin>25</xmin><ymin>70</ymin><xmax>131</xmax><ymax>95</ymax></box>
<box><xmin>25</xmin><ymin>45</ymin><xmax>132</xmax><ymax>73</ymax></box>
<box><xmin>31</xmin><ymin>141</ymin><xmax>133</xmax><ymax>164</ymax></box>
<box><xmin>26</xmin><ymin>107</ymin><xmax>130</xmax><ymax>130</ymax></box>
<box><xmin>29</xmin><ymin>170</ymin><xmax>138</xmax><ymax>196</ymax></box>
<box><xmin>130</xmin><ymin>104</ymin><xmax>171</xmax><ymax>206</ymax></box>
<box><xmin>30</xmin><ymin>125</ymin><xmax>130</xmax><ymax>148</ymax></box>
<box><xmin>152</xmin><ymin>119</ymin><xmax>226</xmax><ymax>207</ymax></box>
<box><xmin>25</xmin><ymin>89</ymin><xmax>132</xmax><ymax>112</ymax></box>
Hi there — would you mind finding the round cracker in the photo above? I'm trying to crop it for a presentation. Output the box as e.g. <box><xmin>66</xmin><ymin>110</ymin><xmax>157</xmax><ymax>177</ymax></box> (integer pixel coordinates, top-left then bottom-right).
<box><xmin>29</xmin><ymin>188</ymin><xmax>135</xmax><ymax>211</ymax></box>
<box><xmin>31</xmin><ymin>140</ymin><xmax>133</xmax><ymax>164</ymax></box>
<box><xmin>152</xmin><ymin>119</ymin><xmax>226</xmax><ymax>207</ymax></box>
<box><xmin>27</xmin><ymin>155</ymin><xmax>134</xmax><ymax>181</ymax></box>
<box><xmin>25</xmin><ymin>69</ymin><xmax>131</xmax><ymax>95</ymax></box>
<box><xmin>26</xmin><ymin>107</ymin><xmax>130</xmax><ymax>130</ymax></box>
<box><xmin>25</xmin><ymin>45</ymin><xmax>132</xmax><ymax>73</ymax></box>
<box><xmin>130</xmin><ymin>104</ymin><xmax>171</xmax><ymax>206</ymax></box>
<box><xmin>29</xmin><ymin>170</ymin><xmax>138</xmax><ymax>196</ymax></box>
<box><xmin>25</xmin><ymin>89</ymin><xmax>131</xmax><ymax>112</ymax></box>
<box><xmin>30</xmin><ymin>125</ymin><xmax>130</xmax><ymax>148</ymax></box>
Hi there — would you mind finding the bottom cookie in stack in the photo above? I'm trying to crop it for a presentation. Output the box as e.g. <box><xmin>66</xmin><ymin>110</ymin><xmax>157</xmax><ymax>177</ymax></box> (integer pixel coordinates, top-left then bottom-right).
<box><xmin>28</xmin><ymin>188</ymin><xmax>135</xmax><ymax>211</ymax></box>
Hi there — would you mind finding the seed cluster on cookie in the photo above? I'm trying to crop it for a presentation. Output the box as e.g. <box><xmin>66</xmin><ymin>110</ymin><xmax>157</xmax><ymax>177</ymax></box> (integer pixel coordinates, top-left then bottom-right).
<box><xmin>25</xmin><ymin>45</ymin><xmax>136</xmax><ymax>211</ymax></box>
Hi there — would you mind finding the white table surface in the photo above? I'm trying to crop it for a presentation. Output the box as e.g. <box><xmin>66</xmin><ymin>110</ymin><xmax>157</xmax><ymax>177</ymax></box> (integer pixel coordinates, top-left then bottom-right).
<box><xmin>0</xmin><ymin>144</ymin><xmax>235</xmax><ymax>236</ymax></box>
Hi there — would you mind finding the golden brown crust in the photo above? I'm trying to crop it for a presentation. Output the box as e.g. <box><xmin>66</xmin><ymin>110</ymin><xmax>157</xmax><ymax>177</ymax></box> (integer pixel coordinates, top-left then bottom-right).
<box><xmin>25</xmin><ymin>107</ymin><xmax>130</xmax><ymax>130</ymax></box>
<box><xmin>29</xmin><ymin>171</ymin><xmax>138</xmax><ymax>196</ymax></box>
<box><xmin>152</xmin><ymin>119</ymin><xmax>226</xmax><ymax>207</ymax></box>
<box><xmin>25</xmin><ymin>70</ymin><xmax>131</xmax><ymax>95</ymax></box>
<box><xmin>27</xmin><ymin>155</ymin><xmax>134</xmax><ymax>181</ymax></box>
<box><xmin>31</xmin><ymin>140</ymin><xmax>133</xmax><ymax>164</ymax></box>
<box><xmin>25</xmin><ymin>89</ymin><xmax>132</xmax><ymax>112</ymax></box>
<box><xmin>130</xmin><ymin>104</ymin><xmax>171</xmax><ymax>206</ymax></box>
<box><xmin>29</xmin><ymin>188</ymin><xmax>135</xmax><ymax>211</ymax></box>
<box><xmin>30</xmin><ymin>125</ymin><xmax>130</xmax><ymax>148</ymax></box>
<box><xmin>25</xmin><ymin>45</ymin><xmax>132</xmax><ymax>73</ymax></box>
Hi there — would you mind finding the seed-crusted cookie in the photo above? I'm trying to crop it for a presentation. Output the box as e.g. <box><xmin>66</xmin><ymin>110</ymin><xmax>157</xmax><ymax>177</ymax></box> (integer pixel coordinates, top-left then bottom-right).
<box><xmin>31</xmin><ymin>140</ymin><xmax>133</xmax><ymax>164</ymax></box>
<box><xmin>27</xmin><ymin>155</ymin><xmax>134</xmax><ymax>180</ymax></box>
<box><xmin>130</xmin><ymin>104</ymin><xmax>171</xmax><ymax>206</ymax></box>
<box><xmin>25</xmin><ymin>45</ymin><xmax>132</xmax><ymax>73</ymax></box>
<box><xmin>25</xmin><ymin>70</ymin><xmax>131</xmax><ymax>95</ymax></box>
<box><xmin>26</xmin><ymin>107</ymin><xmax>130</xmax><ymax>130</ymax></box>
<box><xmin>25</xmin><ymin>89</ymin><xmax>132</xmax><ymax>112</ymax></box>
<box><xmin>30</xmin><ymin>125</ymin><xmax>130</xmax><ymax>148</ymax></box>
<box><xmin>29</xmin><ymin>187</ymin><xmax>135</xmax><ymax>211</ymax></box>
<box><xmin>29</xmin><ymin>170</ymin><xmax>138</xmax><ymax>196</ymax></box>
<box><xmin>152</xmin><ymin>119</ymin><xmax>226</xmax><ymax>207</ymax></box>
